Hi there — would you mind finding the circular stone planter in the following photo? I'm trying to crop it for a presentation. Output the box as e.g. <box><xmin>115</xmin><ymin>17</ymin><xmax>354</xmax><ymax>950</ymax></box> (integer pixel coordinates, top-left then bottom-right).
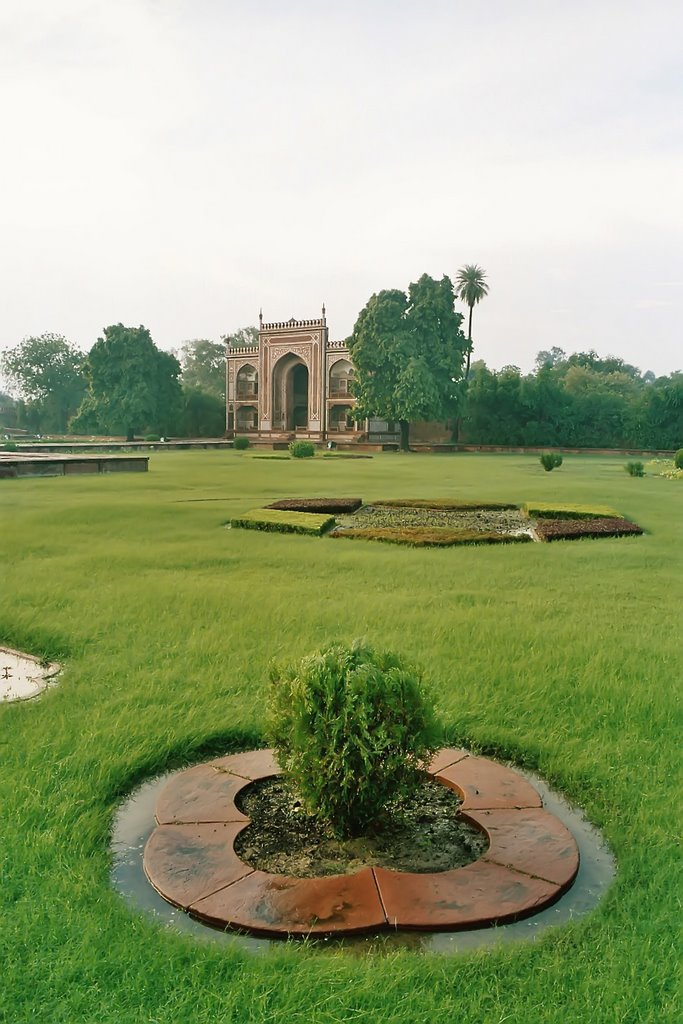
<box><xmin>0</xmin><ymin>647</ymin><xmax>60</xmax><ymax>702</ymax></box>
<box><xmin>143</xmin><ymin>749</ymin><xmax>580</xmax><ymax>938</ymax></box>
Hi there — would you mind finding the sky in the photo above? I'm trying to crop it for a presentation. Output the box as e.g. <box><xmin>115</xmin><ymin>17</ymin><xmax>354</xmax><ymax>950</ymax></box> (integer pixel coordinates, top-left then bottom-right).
<box><xmin>1</xmin><ymin>0</ymin><xmax>681</xmax><ymax>382</ymax></box>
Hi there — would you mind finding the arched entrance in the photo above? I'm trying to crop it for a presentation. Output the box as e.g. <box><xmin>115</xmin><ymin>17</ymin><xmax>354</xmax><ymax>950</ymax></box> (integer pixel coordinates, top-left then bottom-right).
<box><xmin>272</xmin><ymin>354</ymin><xmax>309</xmax><ymax>431</ymax></box>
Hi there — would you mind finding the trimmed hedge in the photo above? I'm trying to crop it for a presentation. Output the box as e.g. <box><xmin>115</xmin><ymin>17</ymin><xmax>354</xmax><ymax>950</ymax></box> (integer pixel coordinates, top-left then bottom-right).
<box><xmin>233</xmin><ymin>436</ymin><xmax>251</xmax><ymax>450</ymax></box>
<box><xmin>230</xmin><ymin>509</ymin><xmax>335</xmax><ymax>536</ymax></box>
<box><xmin>524</xmin><ymin>501</ymin><xmax>620</xmax><ymax>520</ymax></box>
<box><xmin>330</xmin><ymin>526</ymin><xmax>532</xmax><ymax>547</ymax></box>
<box><xmin>289</xmin><ymin>440</ymin><xmax>316</xmax><ymax>458</ymax></box>
<box><xmin>266</xmin><ymin>497</ymin><xmax>363</xmax><ymax>514</ymax></box>
<box><xmin>372</xmin><ymin>498</ymin><xmax>519</xmax><ymax>511</ymax></box>
<box><xmin>535</xmin><ymin>517</ymin><xmax>643</xmax><ymax>541</ymax></box>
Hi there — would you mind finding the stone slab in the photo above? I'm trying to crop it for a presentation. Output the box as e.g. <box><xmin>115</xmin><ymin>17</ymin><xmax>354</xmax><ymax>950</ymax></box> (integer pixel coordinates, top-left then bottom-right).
<box><xmin>374</xmin><ymin>859</ymin><xmax>561</xmax><ymax>930</ymax></box>
<box><xmin>465</xmin><ymin>808</ymin><xmax>580</xmax><ymax>888</ymax></box>
<box><xmin>190</xmin><ymin>866</ymin><xmax>386</xmax><ymax>937</ymax></box>
<box><xmin>155</xmin><ymin>763</ymin><xmax>251</xmax><ymax>825</ymax></box>
<box><xmin>144</xmin><ymin>822</ymin><xmax>253</xmax><ymax>907</ymax></box>
<box><xmin>210</xmin><ymin>749</ymin><xmax>281</xmax><ymax>781</ymax></box>
<box><xmin>427</xmin><ymin>747</ymin><xmax>469</xmax><ymax>774</ymax></box>
<box><xmin>435</xmin><ymin>755</ymin><xmax>543</xmax><ymax>810</ymax></box>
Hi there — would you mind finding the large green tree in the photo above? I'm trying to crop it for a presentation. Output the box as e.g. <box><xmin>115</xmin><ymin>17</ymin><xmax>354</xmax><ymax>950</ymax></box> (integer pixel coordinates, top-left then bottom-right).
<box><xmin>0</xmin><ymin>333</ymin><xmax>86</xmax><ymax>432</ymax></box>
<box><xmin>72</xmin><ymin>324</ymin><xmax>182</xmax><ymax>439</ymax></box>
<box><xmin>455</xmin><ymin>264</ymin><xmax>489</xmax><ymax>380</ymax></box>
<box><xmin>348</xmin><ymin>274</ymin><xmax>467</xmax><ymax>450</ymax></box>
<box><xmin>179</xmin><ymin>339</ymin><xmax>227</xmax><ymax>401</ymax></box>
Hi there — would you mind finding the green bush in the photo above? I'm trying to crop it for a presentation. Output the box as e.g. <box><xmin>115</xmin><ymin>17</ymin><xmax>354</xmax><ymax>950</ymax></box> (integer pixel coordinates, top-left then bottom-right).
<box><xmin>144</xmin><ymin>433</ymin><xmax>161</xmax><ymax>442</ymax></box>
<box><xmin>233</xmin><ymin>436</ymin><xmax>251</xmax><ymax>450</ymax></box>
<box><xmin>675</xmin><ymin>448</ymin><xmax>683</xmax><ymax>470</ymax></box>
<box><xmin>230</xmin><ymin>508</ymin><xmax>334</xmax><ymax>535</ymax></box>
<box><xmin>540</xmin><ymin>452</ymin><xmax>563</xmax><ymax>471</ymax></box>
<box><xmin>267</xmin><ymin>640</ymin><xmax>440</xmax><ymax>837</ymax></box>
<box><xmin>289</xmin><ymin>440</ymin><xmax>315</xmax><ymax>458</ymax></box>
<box><xmin>1</xmin><ymin>441</ymin><xmax>18</xmax><ymax>452</ymax></box>
<box><xmin>625</xmin><ymin>461</ymin><xmax>645</xmax><ymax>477</ymax></box>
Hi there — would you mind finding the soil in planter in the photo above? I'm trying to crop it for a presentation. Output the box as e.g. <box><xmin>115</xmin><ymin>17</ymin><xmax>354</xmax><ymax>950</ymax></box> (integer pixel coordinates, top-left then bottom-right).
<box><xmin>234</xmin><ymin>776</ymin><xmax>488</xmax><ymax>877</ymax></box>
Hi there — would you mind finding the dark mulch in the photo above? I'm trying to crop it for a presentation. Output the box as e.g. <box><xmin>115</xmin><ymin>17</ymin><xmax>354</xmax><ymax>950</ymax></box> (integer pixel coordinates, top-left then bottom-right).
<box><xmin>234</xmin><ymin>776</ymin><xmax>488</xmax><ymax>877</ymax></box>
<box><xmin>266</xmin><ymin>497</ymin><xmax>363</xmax><ymax>513</ymax></box>
<box><xmin>535</xmin><ymin>516</ymin><xmax>643</xmax><ymax>541</ymax></box>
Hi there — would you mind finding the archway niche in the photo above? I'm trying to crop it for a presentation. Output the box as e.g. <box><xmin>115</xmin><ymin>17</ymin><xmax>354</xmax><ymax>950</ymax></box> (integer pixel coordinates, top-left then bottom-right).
<box><xmin>236</xmin><ymin>364</ymin><xmax>258</xmax><ymax>399</ymax></box>
<box><xmin>329</xmin><ymin>358</ymin><xmax>353</xmax><ymax>397</ymax></box>
<box><xmin>272</xmin><ymin>354</ymin><xmax>309</xmax><ymax>432</ymax></box>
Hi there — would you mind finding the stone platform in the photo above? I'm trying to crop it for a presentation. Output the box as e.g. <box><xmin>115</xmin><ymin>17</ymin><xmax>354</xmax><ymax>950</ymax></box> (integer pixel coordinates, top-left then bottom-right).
<box><xmin>143</xmin><ymin>749</ymin><xmax>579</xmax><ymax>938</ymax></box>
<box><xmin>0</xmin><ymin>453</ymin><xmax>149</xmax><ymax>478</ymax></box>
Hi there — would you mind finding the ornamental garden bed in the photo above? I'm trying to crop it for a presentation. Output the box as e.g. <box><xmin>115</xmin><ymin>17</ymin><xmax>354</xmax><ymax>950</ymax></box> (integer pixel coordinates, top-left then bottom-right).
<box><xmin>228</xmin><ymin>498</ymin><xmax>643</xmax><ymax>545</ymax></box>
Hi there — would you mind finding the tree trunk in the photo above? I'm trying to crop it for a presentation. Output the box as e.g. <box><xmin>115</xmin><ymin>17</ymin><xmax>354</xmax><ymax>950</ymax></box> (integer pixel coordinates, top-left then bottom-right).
<box><xmin>399</xmin><ymin>420</ymin><xmax>410</xmax><ymax>451</ymax></box>
<box><xmin>465</xmin><ymin>304</ymin><xmax>474</xmax><ymax>381</ymax></box>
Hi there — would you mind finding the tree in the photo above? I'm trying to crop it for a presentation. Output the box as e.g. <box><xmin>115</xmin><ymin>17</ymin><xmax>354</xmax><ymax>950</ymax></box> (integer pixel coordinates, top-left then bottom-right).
<box><xmin>348</xmin><ymin>274</ymin><xmax>467</xmax><ymax>450</ymax></box>
<box><xmin>455</xmin><ymin>264</ymin><xmax>489</xmax><ymax>380</ymax></box>
<box><xmin>0</xmin><ymin>333</ymin><xmax>86</xmax><ymax>432</ymax></box>
<box><xmin>179</xmin><ymin>339</ymin><xmax>227</xmax><ymax>401</ymax></box>
<box><xmin>72</xmin><ymin>324</ymin><xmax>182</xmax><ymax>439</ymax></box>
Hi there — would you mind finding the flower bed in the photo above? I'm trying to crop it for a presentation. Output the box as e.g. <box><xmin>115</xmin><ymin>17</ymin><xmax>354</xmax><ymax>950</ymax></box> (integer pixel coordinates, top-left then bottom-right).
<box><xmin>333</xmin><ymin>504</ymin><xmax>531</xmax><ymax>535</ymax></box>
<box><xmin>329</xmin><ymin>526</ymin><xmax>532</xmax><ymax>547</ymax></box>
<box><xmin>535</xmin><ymin>517</ymin><xmax>643</xmax><ymax>541</ymax></box>
<box><xmin>373</xmin><ymin>498</ymin><xmax>518</xmax><ymax>511</ymax></box>
<box><xmin>230</xmin><ymin>509</ymin><xmax>335</xmax><ymax>535</ymax></box>
<box><xmin>266</xmin><ymin>497</ymin><xmax>363</xmax><ymax>514</ymax></box>
<box><xmin>523</xmin><ymin>502</ymin><xmax>620</xmax><ymax>520</ymax></box>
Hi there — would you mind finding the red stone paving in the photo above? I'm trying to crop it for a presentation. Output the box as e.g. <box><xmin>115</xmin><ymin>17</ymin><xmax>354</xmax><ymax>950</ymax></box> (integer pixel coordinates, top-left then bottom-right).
<box><xmin>435</xmin><ymin>755</ymin><xmax>543</xmax><ymax>810</ymax></box>
<box><xmin>144</xmin><ymin>822</ymin><xmax>253</xmax><ymax>906</ymax></box>
<box><xmin>466</xmin><ymin>808</ymin><xmax>580</xmax><ymax>888</ymax></box>
<box><xmin>143</xmin><ymin>748</ymin><xmax>579</xmax><ymax>937</ymax></box>
<box><xmin>374</xmin><ymin>860</ymin><xmax>562</xmax><ymax>930</ymax></box>
<box><xmin>190</xmin><ymin>866</ymin><xmax>386</xmax><ymax>937</ymax></box>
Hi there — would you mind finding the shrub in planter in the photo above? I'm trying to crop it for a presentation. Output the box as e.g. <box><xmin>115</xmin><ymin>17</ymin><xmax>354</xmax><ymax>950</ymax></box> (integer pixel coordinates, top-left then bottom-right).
<box><xmin>233</xmin><ymin>436</ymin><xmax>251</xmax><ymax>450</ymax></box>
<box><xmin>144</xmin><ymin>433</ymin><xmax>160</xmax><ymax>442</ymax></box>
<box><xmin>625</xmin><ymin>461</ymin><xmax>645</xmax><ymax>477</ymax></box>
<box><xmin>267</xmin><ymin>640</ymin><xmax>440</xmax><ymax>837</ymax></box>
<box><xmin>289</xmin><ymin>440</ymin><xmax>315</xmax><ymax>458</ymax></box>
<box><xmin>540</xmin><ymin>452</ymin><xmax>563</xmax><ymax>471</ymax></box>
<box><xmin>675</xmin><ymin>448</ymin><xmax>683</xmax><ymax>470</ymax></box>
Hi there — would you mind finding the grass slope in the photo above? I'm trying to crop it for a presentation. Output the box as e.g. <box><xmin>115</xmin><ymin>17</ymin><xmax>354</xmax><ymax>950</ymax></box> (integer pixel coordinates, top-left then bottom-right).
<box><xmin>0</xmin><ymin>452</ymin><xmax>680</xmax><ymax>1024</ymax></box>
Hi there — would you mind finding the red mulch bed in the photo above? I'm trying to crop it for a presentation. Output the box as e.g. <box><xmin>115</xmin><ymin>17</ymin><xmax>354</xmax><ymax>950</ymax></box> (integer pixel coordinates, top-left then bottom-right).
<box><xmin>330</xmin><ymin>527</ymin><xmax>532</xmax><ymax>547</ymax></box>
<box><xmin>535</xmin><ymin>517</ymin><xmax>643</xmax><ymax>541</ymax></box>
<box><xmin>266</xmin><ymin>498</ymin><xmax>363</xmax><ymax>514</ymax></box>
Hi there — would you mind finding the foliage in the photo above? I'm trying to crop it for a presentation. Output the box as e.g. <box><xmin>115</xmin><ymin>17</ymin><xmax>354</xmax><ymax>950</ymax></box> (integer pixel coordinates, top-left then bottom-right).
<box><xmin>535</xmin><ymin>517</ymin><xmax>643</xmax><ymax>541</ymax></box>
<box><xmin>233</xmin><ymin>436</ymin><xmax>251</xmax><ymax>450</ymax></box>
<box><xmin>178</xmin><ymin>339</ymin><xmax>226</xmax><ymax>402</ymax></box>
<box><xmin>179</xmin><ymin>387</ymin><xmax>225</xmax><ymax>437</ymax></box>
<box><xmin>625</xmin><ymin>461</ymin><xmax>645</xmax><ymax>477</ymax></box>
<box><xmin>461</xmin><ymin>355</ymin><xmax>682</xmax><ymax>450</ymax></box>
<box><xmin>454</xmin><ymin>264</ymin><xmax>489</xmax><ymax>380</ymax></box>
<box><xmin>267</xmin><ymin>639</ymin><xmax>440</xmax><ymax>836</ymax></box>
<box><xmin>330</xmin><ymin>527</ymin><xmax>532</xmax><ymax>547</ymax></box>
<box><xmin>144</xmin><ymin>434</ymin><xmax>161</xmax><ymax>442</ymax></box>
<box><xmin>0</xmin><ymin>333</ymin><xmax>86</xmax><ymax>433</ymax></box>
<box><xmin>540</xmin><ymin>452</ymin><xmax>563</xmax><ymax>471</ymax></box>
<box><xmin>230</xmin><ymin>508</ymin><xmax>334</xmax><ymax>535</ymax></box>
<box><xmin>1</xmin><ymin>441</ymin><xmax>18</xmax><ymax>451</ymax></box>
<box><xmin>221</xmin><ymin>325</ymin><xmax>259</xmax><ymax>350</ymax></box>
<box><xmin>289</xmin><ymin>440</ymin><xmax>315</xmax><ymax>458</ymax></box>
<box><xmin>524</xmin><ymin>502</ymin><xmax>620</xmax><ymax>520</ymax></box>
<box><xmin>266</xmin><ymin>497</ymin><xmax>362</xmax><ymax>513</ymax></box>
<box><xmin>71</xmin><ymin>324</ymin><xmax>182</xmax><ymax>438</ymax></box>
<box><xmin>349</xmin><ymin>274</ymin><xmax>467</xmax><ymax>450</ymax></box>
<box><xmin>675</xmin><ymin>448</ymin><xmax>683</xmax><ymax>469</ymax></box>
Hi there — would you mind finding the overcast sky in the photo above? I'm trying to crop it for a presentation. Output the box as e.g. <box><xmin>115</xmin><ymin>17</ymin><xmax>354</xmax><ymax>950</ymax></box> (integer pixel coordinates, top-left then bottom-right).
<box><xmin>1</xmin><ymin>0</ymin><xmax>681</xmax><ymax>380</ymax></box>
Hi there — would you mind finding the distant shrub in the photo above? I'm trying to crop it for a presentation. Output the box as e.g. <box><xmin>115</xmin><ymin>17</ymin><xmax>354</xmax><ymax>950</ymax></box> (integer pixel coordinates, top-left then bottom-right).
<box><xmin>1</xmin><ymin>441</ymin><xmax>18</xmax><ymax>452</ymax></box>
<box><xmin>233</xmin><ymin>436</ymin><xmax>251</xmax><ymax>450</ymax></box>
<box><xmin>267</xmin><ymin>639</ymin><xmax>440</xmax><ymax>837</ymax></box>
<box><xmin>144</xmin><ymin>434</ymin><xmax>160</xmax><ymax>442</ymax></box>
<box><xmin>675</xmin><ymin>448</ymin><xmax>683</xmax><ymax>470</ymax></box>
<box><xmin>289</xmin><ymin>440</ymin><xmax>316</xmax><ymax>458</ymax></box>
<box><xmin>540</xmin><ymin>452</ymin><xmax>563</xmax><ymax>472</ymax></box>
<box><xmin>625</xmin><ymin>461</ymin><xmax>645</xmax><ymax>477</ymax></box>
<box><xmin>230</xmin><ymin>508</ymin><xmax>334</xmax><ymax>535</ymax></box>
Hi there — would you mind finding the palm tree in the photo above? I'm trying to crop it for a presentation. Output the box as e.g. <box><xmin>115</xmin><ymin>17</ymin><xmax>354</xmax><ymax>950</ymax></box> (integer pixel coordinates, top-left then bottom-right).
<box><xmin>455</xmin><ymin>264</ymin><xmax>489</xmax><ymax>380</ymax></box>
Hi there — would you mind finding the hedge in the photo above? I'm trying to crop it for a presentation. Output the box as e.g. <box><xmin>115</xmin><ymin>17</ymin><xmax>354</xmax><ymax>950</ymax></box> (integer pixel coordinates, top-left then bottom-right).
<box><xmin>329</xmin><ymin>527</ymin><xmax>532</xmax><ymax>548</ymax></box>
<box><xmin>372</xmin><ymin>499</ymin><xmax>519</xmax><ymax>511</ymax></box>
<box><xmin>230</xmin><ymin>509</ymin><xmax>335</xmax><ymax>536</ymax></box>
<box><xmin>266</xmin><ymin>497</ymin><xmax>363</xmax><ymax>514</ymax></box>
<box><xmin>535</xmin><ymin>517</ymin><xmax>643</xmax><ymax>541</ymax></box>
<box><xmin>523</xmin><ymin>502</ymin><xmax>620</xmax><ymax>520</ymax></box>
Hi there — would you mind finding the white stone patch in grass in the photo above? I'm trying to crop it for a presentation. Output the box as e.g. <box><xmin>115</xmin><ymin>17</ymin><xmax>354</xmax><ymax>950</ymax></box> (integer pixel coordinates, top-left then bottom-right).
<box><xmin>0</xmin><ymin>647</ymin><xmax>60</xmax><ymax>702</ymax></box>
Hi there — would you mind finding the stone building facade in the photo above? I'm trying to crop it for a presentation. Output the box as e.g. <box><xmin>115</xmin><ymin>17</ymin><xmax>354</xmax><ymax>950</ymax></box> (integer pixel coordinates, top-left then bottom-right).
<box><xmin>225</xmin><ymin>309</ymin><xmax>362</xmax><ymax>442</ymax></box>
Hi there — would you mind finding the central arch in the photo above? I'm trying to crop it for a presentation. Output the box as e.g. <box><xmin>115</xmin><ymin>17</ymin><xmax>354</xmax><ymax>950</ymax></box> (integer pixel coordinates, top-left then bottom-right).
<box><xmin>272</xmin><ymin>354</ymin><xmax>309</xmax><ymax>431</ymax></box>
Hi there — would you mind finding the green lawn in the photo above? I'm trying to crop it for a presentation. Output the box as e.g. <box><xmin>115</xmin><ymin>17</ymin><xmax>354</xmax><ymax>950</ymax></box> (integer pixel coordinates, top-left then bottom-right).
<box><xmin>0</xmin><ymin>452</ymin><xmax>680</xmax><ymax>1024</ymax></box>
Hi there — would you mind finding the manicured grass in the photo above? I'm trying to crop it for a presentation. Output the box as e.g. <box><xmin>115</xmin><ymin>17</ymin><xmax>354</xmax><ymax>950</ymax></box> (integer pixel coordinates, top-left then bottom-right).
<box><xmin>230</xmin><ymin>508</ymin><xmax>335</xmax><ymax>535</ymax></box>
<box><xmin>0</xmin><ymin>451</ymin><xmax>680</xmax><ymax>1024</ymax></box>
